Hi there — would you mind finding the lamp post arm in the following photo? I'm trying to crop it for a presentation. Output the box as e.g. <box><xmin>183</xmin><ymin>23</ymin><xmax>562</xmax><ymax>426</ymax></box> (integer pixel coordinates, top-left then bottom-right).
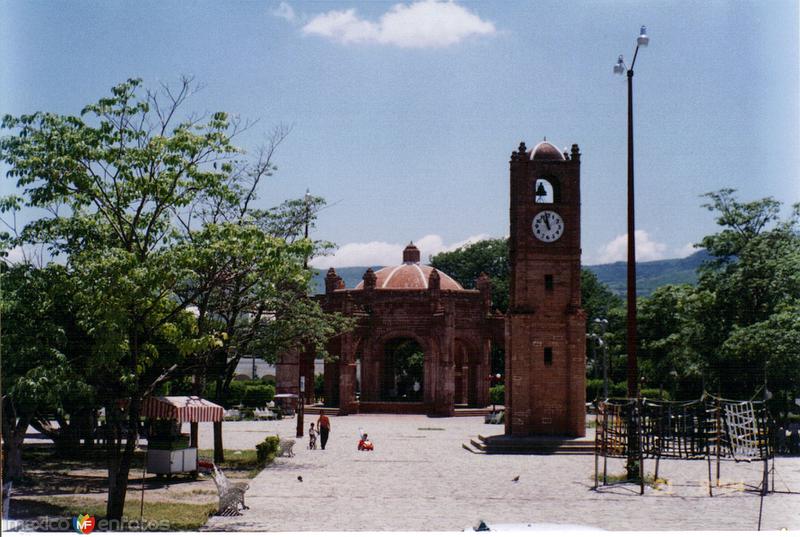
<box><xmin>630</xmin><ymin>44</ymin><xmax>641</xmax><ymax>71</ymax></box>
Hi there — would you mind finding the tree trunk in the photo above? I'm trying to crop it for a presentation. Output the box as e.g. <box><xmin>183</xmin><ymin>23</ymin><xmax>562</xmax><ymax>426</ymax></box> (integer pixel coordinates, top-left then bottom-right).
<box><xmin>105</xmin><ymin>399</ymin><xmax>141</xmax><ymax>522</ymax></box>
<box><xmin>213</xmin><ymin>374</ymin><xmax>227</xmax><ymax>463</ymax></box>
<box><xmin>31</xmin><ymin>413</ymin><xmax>83</xmax><ymax>454</ymax></box>
<box><xmin>213</xmin><ymin>421</ymin><xmax>224</xmax><ymax>463</ymax></box>
<box><xmin>53</xmin><ymin>414</ymin><xmax>81</xmax><ymax>454</ymax></box>
<box><xmin>1</xmin><ymin>404</ymin><xmax>31</xmax><ymax>482</ymax></box>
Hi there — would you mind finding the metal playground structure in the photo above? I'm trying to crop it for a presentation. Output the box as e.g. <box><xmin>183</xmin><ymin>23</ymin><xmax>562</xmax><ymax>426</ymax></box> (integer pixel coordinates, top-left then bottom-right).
<box><xmin>594</xmin><ymin>395</ymin><xmax>774</xmax><ymax>497</ymax></box>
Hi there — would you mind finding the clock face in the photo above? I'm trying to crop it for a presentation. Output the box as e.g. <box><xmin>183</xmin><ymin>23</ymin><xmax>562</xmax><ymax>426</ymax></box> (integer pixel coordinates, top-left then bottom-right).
<box><xmin>532</xmin><ymin>211</ymin><xmax>564</xmax><ymax>243</ymax></box>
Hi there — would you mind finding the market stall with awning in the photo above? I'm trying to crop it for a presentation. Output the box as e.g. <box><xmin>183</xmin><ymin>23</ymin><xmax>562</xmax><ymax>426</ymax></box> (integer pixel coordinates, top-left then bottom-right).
<box><xmin>141</xmin><ymin>396</ymin><xmax>223</xmax><ymax>477</ymax></box>
<box><xmin>142</xmin><ymin>395</ymin><xmax>223</xmax><ymax>422</ymax></box>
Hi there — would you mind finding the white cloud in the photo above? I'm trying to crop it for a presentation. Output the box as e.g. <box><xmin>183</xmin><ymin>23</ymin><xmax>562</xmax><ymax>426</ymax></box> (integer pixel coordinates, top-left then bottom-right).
<box><xmin>301</xmin><ymin>0</ymin><xmax>495</xmax><ymax>48</ymax></box>
<box><xmin>272</xmin><ymin>2</ymin><xmax>296</xmax><ymax>23</ymax></box>
<box><xmin>674</xmin><ymin>242</ymin><xmax>700</xmax><ymax>258</ymax></box>
<box><xmin>310</xmin><ymin>233</ymin><xmax>490</xmax><ymax>268</ymax></box>
<box><xmin>4</xmin><ymin>245</ymin><xmax>27</xmax><ymax>264</ymax></box>
<box><xmin>592</xmin><ymin>230</ymin><xmax>668</xmax><ymax>265</ymax></box>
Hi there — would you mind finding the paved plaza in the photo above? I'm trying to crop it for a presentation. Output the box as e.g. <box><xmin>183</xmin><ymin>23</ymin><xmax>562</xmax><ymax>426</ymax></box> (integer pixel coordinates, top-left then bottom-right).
<box><xmin>196</xmin><ymin>415</ymin><xmax>800</xmax><ymax>532</ymax></box>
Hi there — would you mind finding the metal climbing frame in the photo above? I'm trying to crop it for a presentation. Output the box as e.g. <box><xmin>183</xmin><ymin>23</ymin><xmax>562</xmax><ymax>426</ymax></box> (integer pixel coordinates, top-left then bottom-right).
<box><xmin>594</xmin><ymin>395</ymin><xmax>774</xmax><ymax>497</ymax></box>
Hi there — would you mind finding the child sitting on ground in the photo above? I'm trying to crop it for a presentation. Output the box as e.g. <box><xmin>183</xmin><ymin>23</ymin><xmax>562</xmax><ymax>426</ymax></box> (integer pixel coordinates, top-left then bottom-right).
<box><xmin>308</xmin><ymin>423</ymin><xmax>317</xmax><ymax>449</ymax></box>
<box><xmin>357</xmin><ymin>433</ymin><xmax>374</xmax><ymax>451</ymax></box>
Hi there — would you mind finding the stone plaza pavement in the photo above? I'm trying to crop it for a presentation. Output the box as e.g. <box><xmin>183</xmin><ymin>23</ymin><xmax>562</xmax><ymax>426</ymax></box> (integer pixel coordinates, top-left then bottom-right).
<box><xmin>196</xmin><ymin>415</ymin><xmax>800</xmax><ymax>532</ymax></box>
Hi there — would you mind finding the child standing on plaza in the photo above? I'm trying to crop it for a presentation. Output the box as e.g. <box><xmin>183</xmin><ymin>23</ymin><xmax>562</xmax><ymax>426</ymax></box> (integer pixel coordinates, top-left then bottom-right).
<box><xmin>308</xmin><ymin>422</ymin><xmax>317</xmax><ymax>449</ymax></box>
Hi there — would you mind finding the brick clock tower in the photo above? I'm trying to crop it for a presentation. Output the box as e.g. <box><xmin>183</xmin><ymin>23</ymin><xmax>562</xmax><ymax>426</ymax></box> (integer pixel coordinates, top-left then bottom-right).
<box><xmin>505</xmin><ymin>140</ymin><xmax>586</xmax><ymax>437</ymax></box>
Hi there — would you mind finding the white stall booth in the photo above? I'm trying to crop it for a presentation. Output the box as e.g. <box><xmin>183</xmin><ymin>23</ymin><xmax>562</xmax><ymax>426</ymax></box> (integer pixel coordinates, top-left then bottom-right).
<box><xmin>142</xmin><ymin>395</ymin><xmax>223</xmax><ymax>477</ymax></box>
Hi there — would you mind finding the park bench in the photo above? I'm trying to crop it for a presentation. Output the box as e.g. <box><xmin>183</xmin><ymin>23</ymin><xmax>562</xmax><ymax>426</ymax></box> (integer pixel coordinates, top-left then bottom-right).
<box><xmin>211</xmin><ymin>464</ymin><xmax>249</xmax><ymax>516</ymax></box>
<box><xmin>278</xmin><ymin>439</ymin><xmax>296</xmax><ymax>457</ymax></box>
<box><xmin>484</xmin><ymin>411</ymin><xmax>504</xmax><ymax>424</ymax></box>
<box><xmin>223</xmin><ymin>409</ymin><xmax>241</xmax><ymax>421</ymax></box>
<box><xmin>254</xmin><ymin>408</ymin><xmax>277</xmax><ymax>420</ymax></box>
<box><xmin>2</xmin><ymin>481</ymin><xmax>12</xmax><ymax>520</ymax></box>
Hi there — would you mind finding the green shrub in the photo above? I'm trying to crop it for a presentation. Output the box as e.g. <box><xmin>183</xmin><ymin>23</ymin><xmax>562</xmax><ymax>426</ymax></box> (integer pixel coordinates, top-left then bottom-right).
<box><xmin>202</xmin><ymin>379</ymin><xmax>276</xmax><ymax>407</ymax></box>
<box><xmin>227</xmin><ymin>381</ymin><xmax>247</xmax><ymax>406</ymax></box>
<box><xmin>640</xmin><ymin>388</ymin><xmax>668</xmax><ymax>400</ymax></box>
<box><xmin>586</xmin><ymin>379</ymin><xmax>644</xmax><ymax>401</ymax></box>
<box><xmin>586</xmin><ymin>378</ymin><xmax>604</xmax><ymax>401</ymax></box>
<box><xmin>260</xmin><ymin>375</ymin><xmax>276</xmax><ymax>385</ymax></box>
<box><xmin>256</xmin><ymin>435</ymin><xmax>281</xmax><ymax>466</ymax></box>
<box><xmin>243</xmin><ymin>384</ymin><xmax>275</xmax><ymax>408</ymax></box>
<box><xmin>610</xmin><ymin>381</ymin><xmax>628</xmax><ymax>398</ymax></box>
<box><xmin>586</xmin><ymin>379</ymin><xmax>627</xmax><ymax>401</ymax></box>
<box><xmin>315</xmin><ymin>373</ymin><xmax>325</xmax><ymax>399</ymax></box>
<box><xmin>490</xmin><ymin>384</ymin><xmax>505</xmax><ymax>405</ymax></box>
<box><xmin>587</xmin><ymin>379</ymin><xmax>670</xmax><ymax>401</ymax></box>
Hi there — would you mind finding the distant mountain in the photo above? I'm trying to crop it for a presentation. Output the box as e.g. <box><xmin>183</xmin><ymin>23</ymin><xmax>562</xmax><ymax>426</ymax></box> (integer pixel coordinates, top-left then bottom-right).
<box><xmin>309</xmin><ymin>266</ymin><xmax>382</xmax><ymax>295</ymax></box>
<box><xmin>587</xmin><ymin>249</ymin><xmax>711</xmax><ymax>296</ymax></box>
<box><xmin>310</xmin><ymin>250</ymin><xmax>711</xmax><ymax>298</ymax></box>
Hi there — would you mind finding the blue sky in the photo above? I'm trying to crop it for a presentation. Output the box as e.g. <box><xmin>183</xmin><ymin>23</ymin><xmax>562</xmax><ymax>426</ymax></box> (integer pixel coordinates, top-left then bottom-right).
<box><xmin>2</xmin><ymin>0</ymin><xmax>798</xmax><ymax>267</ymax></box>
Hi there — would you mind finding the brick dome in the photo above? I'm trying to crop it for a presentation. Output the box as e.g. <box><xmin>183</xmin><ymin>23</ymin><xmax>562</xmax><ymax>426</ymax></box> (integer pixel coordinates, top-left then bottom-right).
<box><xmin>354</xmin><ymin>244</ymin><xmax>464</xmax><ymax>291</ymax></box>
<box><xmin>529</xmin><ymin>140</ymin><xmax>565</xmax><ymax>161</ymax></box>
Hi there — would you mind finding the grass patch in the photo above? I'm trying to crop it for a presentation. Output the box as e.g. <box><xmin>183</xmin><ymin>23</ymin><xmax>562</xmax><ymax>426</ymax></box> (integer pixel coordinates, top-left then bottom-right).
<box><xmin>10</xmin><ymin>496</ymin><xmax>216</xmax><ymax>531</ymax></box>
<box><xmin>22</xmin><ymin>444</ymin><xmax>145</xmax><ymax>470</ymax></box>
<box><xmin>592</xmin><ymin>472</ymin><xmax>669</xmax><ymax>489</ymax></box>
<box><xmin>198</xmin><ymin>449</ymin><xmax>261</xmax><ymax>477</ymax></box>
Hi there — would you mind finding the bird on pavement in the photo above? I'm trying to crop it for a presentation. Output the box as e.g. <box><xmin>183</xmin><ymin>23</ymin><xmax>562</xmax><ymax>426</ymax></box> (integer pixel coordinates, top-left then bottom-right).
<box><xmin>511</xmin><ymin>475</ymin><xmax>520</xmax><ymax>482</ymax></box>
<box><xmin>298</xmin><ymin>476</ymin><xmax>303</xmax><ymax>482</ymax></box>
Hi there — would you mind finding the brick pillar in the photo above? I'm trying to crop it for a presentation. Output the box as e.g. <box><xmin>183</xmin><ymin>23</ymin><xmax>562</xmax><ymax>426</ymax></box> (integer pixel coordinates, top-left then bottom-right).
<box><xmin>339</xmin><ymin>334</ymin><xmax>357</xmax><ymax>415</ymax></box>
<box><xmin>323</xmin><ymin>337</ymin><xmax>341</xmax><ymax>407</ymax></box>
<box><xmin>301</xmin><ymin>351</ymin><xmax>315</xmax><ymax>403</ymax></box>
<box><xmin>567</xmin><ymin>313</ymin><xmax>587</xmax><ymax>436</ymax></box>
<box><xmin>506</xmin><ymin>315</ymin><xmax>535</xmax><ymax>436</ymax></box>
<box><xmin>433</xmin><ymin>303</ymin><xmax>455</xmax><ymax>416</ymax></box>
<box><xmin>476</xmin><ymin>337</ymin><xmax>492</xmax><ymax>407</ymax></box>
<box><xmin>324</xmin><ymin>360</ymin><xmax>340</xmax><ymax>407</ymax></box>
<box><xmin>361</xmin><ymin>338</ymin><xmax>378</xmax><ymax>402</ymax></box>
<box><xmin>276</xmin><ymin>350</ymin><xmax>300</xmax><ymax>397</ymax></box>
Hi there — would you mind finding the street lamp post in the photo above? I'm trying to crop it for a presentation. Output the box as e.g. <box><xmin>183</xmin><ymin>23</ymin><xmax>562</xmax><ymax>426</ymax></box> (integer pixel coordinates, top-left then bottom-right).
<box><xmin>303</xmin><ymin>188</ymin><xmax>311</xmax><ymax>270</ymax></box>
<box><xmin>614</xmin><ymin>26</ymin><xmax>648</xmax><ymax>400</ymax></box>
<box><xmin>614</xmin><ymin>26</ymin><xmax>649</xmax><ymax>483</ymax></box>
<box><xmin>592</xmin><ymin>318</ymin><xmax>609</xmax><ymax>400</ymax></box>
<box><xmin>297</xmin><ymin>189</ymin><xmax>312</xmax><ymax>438</ymax></box>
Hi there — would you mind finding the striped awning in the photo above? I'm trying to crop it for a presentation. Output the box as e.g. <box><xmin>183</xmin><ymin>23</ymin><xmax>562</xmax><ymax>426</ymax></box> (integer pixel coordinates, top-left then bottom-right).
<box><xmin>141</xmin><ymin>396</ymin><xmax>223</xmax><ymax>422</ymax></box>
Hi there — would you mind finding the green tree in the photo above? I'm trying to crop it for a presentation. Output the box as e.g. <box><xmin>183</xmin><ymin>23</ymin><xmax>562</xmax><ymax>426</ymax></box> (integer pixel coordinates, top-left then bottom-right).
<box><xmin>692</xmin><ymin>190</ymin><xmax>800</xmax><ymax>406</ymax></box>
<box><xmin>581</xmin><ymin>270</ymin><xmax>623</xmax><ymax>322</ymax></box>
<box><xmin>0</xmin><ymin>264</ymin><xmax>93</xmax><ymax>480</ymax></box>
<box><xmin>173</xmin><ymin>131</ymin><xmax>353</xmax><ymax>461</ymax></box>
<box><xmin>636</xmin><ymin>190</ymin><xmax>800</xmax><ymax>412</ymax></box>
<box><xmin>637</xmin><ymin>284</ymin><xmax>700</xmax><ymax>398</ymax></box>
<box><xmin>1</xmin><ymin>77</ymin><xmax>254</xmax><ymax>520</ymax></box>
<box><xmin>429</xmin><ymin>238</ymin><xmax>509</xmax><ymax>311</ymax></box>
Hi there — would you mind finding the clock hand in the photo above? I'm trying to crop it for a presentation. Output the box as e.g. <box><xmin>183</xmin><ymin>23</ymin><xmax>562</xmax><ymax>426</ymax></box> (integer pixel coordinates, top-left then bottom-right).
<box><xmin>544</xmin><ymin>213</ymin><xmax>551</xmax><ymax>230</ymax></box>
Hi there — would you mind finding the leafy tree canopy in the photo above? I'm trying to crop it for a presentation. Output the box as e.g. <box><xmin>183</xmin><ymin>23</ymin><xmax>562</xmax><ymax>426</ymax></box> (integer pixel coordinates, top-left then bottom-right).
<box><xmin>0</xmin><ymin>77</ymin><xmax>352</xmax><ymax>517</ymax></box>
<box><xmin>637</xmin><ymin>190</ymin><xmax>800</xmax><ymax>413</ymax></box>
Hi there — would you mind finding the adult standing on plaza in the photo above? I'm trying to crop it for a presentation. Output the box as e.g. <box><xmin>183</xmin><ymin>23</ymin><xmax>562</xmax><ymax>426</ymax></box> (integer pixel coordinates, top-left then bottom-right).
<box><xmin>317</xmin><ymin>410</ymin><xmax>331</xmax><ymax>450</ymax></box>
